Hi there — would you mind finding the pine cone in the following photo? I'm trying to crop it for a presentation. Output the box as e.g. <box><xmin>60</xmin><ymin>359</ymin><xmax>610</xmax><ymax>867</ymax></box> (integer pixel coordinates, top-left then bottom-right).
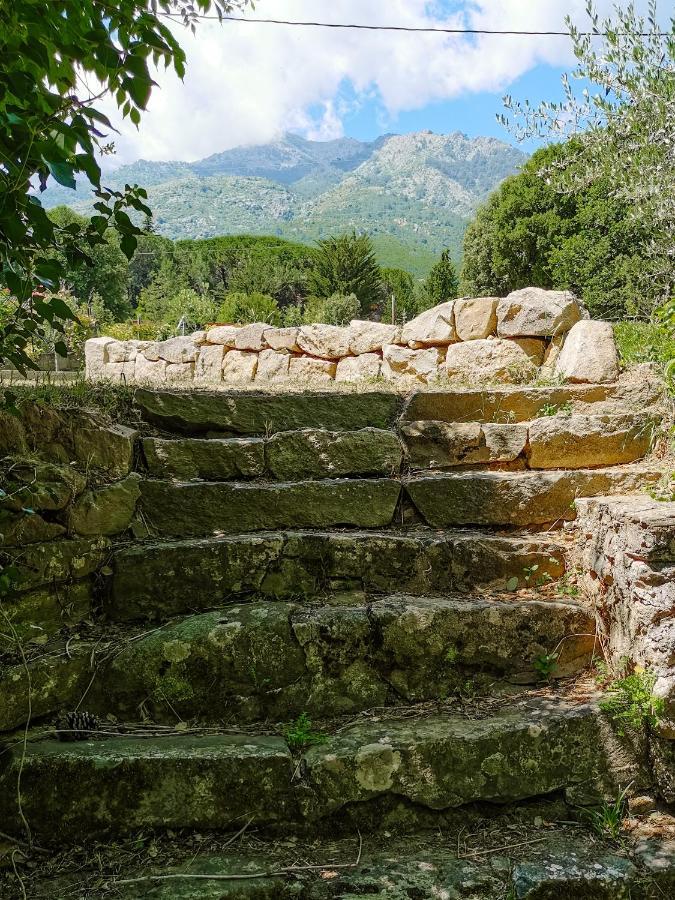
<box><xmin>57</xmin><ymin>710</ymin><xmax>99</xmax><ymax>742</ymax></box>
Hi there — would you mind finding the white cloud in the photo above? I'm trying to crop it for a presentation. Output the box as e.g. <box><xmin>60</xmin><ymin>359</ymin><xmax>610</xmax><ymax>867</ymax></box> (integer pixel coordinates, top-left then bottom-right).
<box><xmin>98</xmin><ymin>0</ymin><xmax>658</xmax><ymax>164</ymax></box>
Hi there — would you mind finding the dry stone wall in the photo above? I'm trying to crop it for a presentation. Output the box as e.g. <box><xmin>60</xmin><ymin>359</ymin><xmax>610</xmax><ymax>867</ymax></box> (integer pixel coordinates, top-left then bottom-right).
<box><xmin>86</xmin><ymin>287</ymin><xmax>621</xmax><ymax>387</ymax></box>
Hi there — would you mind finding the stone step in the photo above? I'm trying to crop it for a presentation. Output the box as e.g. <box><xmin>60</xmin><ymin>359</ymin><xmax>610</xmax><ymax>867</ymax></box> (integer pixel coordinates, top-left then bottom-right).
<box><xmin>142</xmin><ymin>427</ymin><xmax>403</xmax><ymax>481</ymax></box>
<box><xmin>137</xmin><ymin>478</ymin><xmax>402</xmax><ymax>537</ymax></box>
<box><xmin>105</xmin><ymin>529</ymin><xmax>566</xmax><ymax>621</ymax></box>
<box><xmin>92</xmin><ymin>596</ymin><xmax>596</xmax><ymax>724</ymax></box>
<box><xmin>402</xmin><ymin>384</ymin><xmax>619</xmax><ymax>424</ymax></box>
<box><xmin>402</xmin><ymin>411</ymin><xmax>655</xmax><ymax>471</ymax></box>
<box><xmin>0</xmin><ymin>695</ymin><xmax>625</xmax><ymax>843</ymax></box>
<box><xmin>19</xmin><ymin>829</ymin><xmax>675</xmax><ymax>898</ymax></box>
<box><xmin>406</xmin><ymin>465</ymin><xmax>663</xmax><ymax>527</ymax></box>
<box><xmin>136</xmin><ymin>388</ymin><xmax>402</xmax><ymax>435</ymax></box>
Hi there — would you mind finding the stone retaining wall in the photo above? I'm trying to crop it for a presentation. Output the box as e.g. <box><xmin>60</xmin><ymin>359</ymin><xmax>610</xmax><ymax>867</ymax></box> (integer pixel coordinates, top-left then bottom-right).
<box><xmin>85</xmin><ymin>287</ymin><xmax>621</xmax><ymax>387</ymax></box>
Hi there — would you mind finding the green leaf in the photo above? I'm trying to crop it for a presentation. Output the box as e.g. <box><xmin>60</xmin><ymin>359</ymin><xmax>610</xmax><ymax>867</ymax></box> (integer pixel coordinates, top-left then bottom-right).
<box><xmin>506</xmin><ymin>577</ymin><xmax>519</xmax><ymax>591</ymax></box>
<box><xmin>44</xmin><ymin>159</ymin><xmax>76</xmax><ymax>189</ymax></box>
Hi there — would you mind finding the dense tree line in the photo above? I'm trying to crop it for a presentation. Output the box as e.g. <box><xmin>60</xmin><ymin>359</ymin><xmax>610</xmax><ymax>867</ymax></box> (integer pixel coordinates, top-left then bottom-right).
<box><xmin>25</xmin><ymin>213</ymin><xmax>460</xmax><ymax>351</ymax></box>
<box><xmin>459</xmin><ymin>143</ymin><xmax>658</xmax><ymax>320</ymax></box>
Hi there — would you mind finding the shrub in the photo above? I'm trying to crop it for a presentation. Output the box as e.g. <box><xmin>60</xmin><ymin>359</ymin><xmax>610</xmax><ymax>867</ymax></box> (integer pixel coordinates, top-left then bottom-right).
<box><xmin>217</xmin><ymin>291</ymin><xmax>281</xmax><ymax>326</ymax></box>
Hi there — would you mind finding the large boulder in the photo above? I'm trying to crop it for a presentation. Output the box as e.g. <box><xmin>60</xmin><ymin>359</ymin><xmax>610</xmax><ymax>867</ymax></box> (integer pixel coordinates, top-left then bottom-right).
<box><xmin>205</xmin><ymin>325</ymin><xmax>240</xmax><ymax>346</ymax></box>
<box><xmin>264</xmin><ymin>326</ymin><xmax>300</xmax><ymax>352</ymax></box>
<box><xmin>234</xmin><ymin>322</ymin><xmax>269</xmax><ymax>352</ymax></box>
<box><xmin>349</xmin><ymin>320</ymin><xmax>400</xmax><ymax>354</ymax></box>
<box><xmin>335</xmin><ymin>353</ymin><xmax>382</xmax><ymax>382</ymax></box>
<box><xmin>255</xmin><ymin>348</ymin><xmax>291</xmax><ymax>380</ymax></box>
<box><xmin>156</xmin><ymin>336</ymin><xmax>199</xmax><ymax>364</ymax></box>
<box><xmin>297</xmin><ymin>324</ymin><xmax>352</xmax><ymax>359</ymax></box>
<box><xmin>555</xmin><ymin>320</ymin><xmax>620</xmax><ymax>383</ymax></box>
<box><xmin>382</xmin><ymin>345</ymin><xmax>444</xmax><ymax>383</ymax></box>
<box><xmin>288</xmin><ymin>356</ymin><xmax>337</xmax><ymax>381</ymax></box>
<box><xmin>497</xmin><ymin>287</ymin><xmax>582</xmax><ymax>337</ymax></box>
<box><xmin>222</xmin><ymin>349</ymin><xmax>258</xmax><ymax>382</ymax></box>
<box><xmin>444</xmin><ymin>338</ymin><xmax>537</xmax><ymax>383</ymax></box>
<box><xmin>401</xmin><ymin>300</ymin><xmax>456</xmax><ymax>347</ymax></box>
<box><xmin>194</xmin><ymin>344</ymin><xmax>225</xmax><ymax>384</ymax></box>
<box><xmin>453</xmin><ymin>297</ymin><xmax>498</xmax><ymax>340</ymax></box>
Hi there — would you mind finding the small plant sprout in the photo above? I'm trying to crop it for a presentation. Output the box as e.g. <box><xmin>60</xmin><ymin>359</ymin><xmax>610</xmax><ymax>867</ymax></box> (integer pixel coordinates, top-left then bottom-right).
<box><xmin>538</xmin><ymin>401</ymin><xmax>572</xmax><ymax>417</ymax></box>
<box><xmin>284</xmin><ymin>712</ymin><xmax>327</xmax><ymax>752</ymax></box>
<box><xmin>556</xmin><ymin>573</ymin><xmax>580</xmax><ymax>598</ymax></box>
<box><xmin>583</xmin><ymin>784</ymin><xmax>631</xmax><ymax>840</ymax></box>
<box><xmin>445</xmin><ymin>646</ymin><xmax>459</xmax><ymax>665</ymax></box>
<box><xmin>534</xmin><ymin>652</ymin><xmax>559</xmax><ymax>680</ymax></box>
<box><xmin>599</xmin><ymin>668</ymin><xmax>664</xmax><ymax>735</ymax></box>
<box><xmin>523</xmin><ymin>564</ymin><xmax>539</xmax><ymax>584</ymax></box>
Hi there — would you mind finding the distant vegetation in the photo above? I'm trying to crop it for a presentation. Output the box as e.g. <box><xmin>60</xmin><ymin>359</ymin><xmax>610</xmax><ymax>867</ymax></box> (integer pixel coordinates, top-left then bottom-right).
<box><xmin>6</xmin><ymin>212</ymin><xmax>460</xmax><ymax>365</ymax></box>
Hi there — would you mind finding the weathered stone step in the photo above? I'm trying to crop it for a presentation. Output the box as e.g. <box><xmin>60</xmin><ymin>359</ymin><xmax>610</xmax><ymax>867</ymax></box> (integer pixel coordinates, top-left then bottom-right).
<box><xmin>106</xmin><ymin>529</ymin><xmax>566</xmax><ymax>621</ymax></box>
<box><xmin>402</xmin><ymin>384</ymin><xmax>618</xmax><ymax>424</ymax></box>
<box><xmin>93</xmin><ymin>596</ymin><xmax>596</xmax><ymax>724</ymax></box>
<box><xmin>137</xmin><ymin>478</ymin><xmax>402</xmax><ymax>537</ymax></box>
<box><xmin>406</xmin><ymin>465</ymin><xmax>663</xmax><ymax>527</ymax></box>
<box><xmin>403</xmin><ymin>411</ymin><xmax>655</xmax><ymax>471</ymax></box>
<box><xmin>24</xmin><ymin>829</ymin><xmax>675</xmax><ymax>898</ymax></box>
<box><xmin>136</xmin><ymin>388</ymin><xmax>402</xmax><ymax>435</ymax></box>
<box><xmin>142</xmin><ymin>427</ymin><xmax>403</xmax><ymax>480</ymax></box>
<box><xmin>0</xmin><ymin>696</ymin><xmax>623</xmax><ymax>843</ymax></box>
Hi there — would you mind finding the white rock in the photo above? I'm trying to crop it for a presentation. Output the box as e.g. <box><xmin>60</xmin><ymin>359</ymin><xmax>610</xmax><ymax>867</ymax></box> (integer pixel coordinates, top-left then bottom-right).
<box><xmin>348</xmin><ymin>320</ymin><xmax>400</xmax><ymax>355</ymax></box>
<box><xmin>157</xmin><ymin>336</ymin><xmax>200</xmax><ymax>364</ymax></box>
<box><xmin>100</xmin><ymin>360</ymin><xmax>136</xmax><ymax>381</ymax></box>
<box><xmin>297</xmin><ymin>324</ymin><xmax>352</xmax><ymax>359</ymax></box>
<box><xmin>165</xmin><ymin>362</ymin><xmax>195</xmax><ymax>384</ymax></box>
<box><xmin>335</xmin><ymin>353</ymin><xmax>382</xmax><ymax>382</ymax></box>
<box><xmin>382</xmin><ymin>345</ymin><xmax>445</xmax><ymax>383</ymax></box>
<box><xmin>444</xmin><ymin>338</ymin><xmax>537</xmax><ymax>383</ymax></box>
<box><xmin>453</xmin><ymin>297</ymin><xmax>498</xmax><ymax>341</ymax></box>
<box><xmin>135</xmin><ymin>355</ymin><xmax>167</xmax><ymax>385</ymax></box>
<box><xmin>289</xmin><ymin>356</ymin><xmax>337</xmax><ymax>381</ymax></box>
<box><xmin>497</xmin><ymin>287</ymin><xmax>581</xmax><ymax>337</ymax></box>
<box><xmin>401</xmin><ymin>300</ymin><xmax>456</xmax><ymax>347</ymax></box>
<box><xmin>222</xmin><ymin>349</ymin><xmax>258</xmax><ymax>382</ymax></box>
<box><xmin>264</xmin><ymin>327</ymin><xmax>300</xmax><ymax>352</ymax></box>
<box><xmin>84</xmin><ymin>337</ymin><xmax>111</xmax><ymax>379</ymax></box>
<box><xmin>206</xmin><ymin>325</ymin><xmax>240</xmax><ymax>347</ymax></box>
<box><xmin>235</xmin><ymin>322</ymin><xmax>269</xmax><ymax>352</ymax></box>
<box><xmin>190</xmin><ymin>330</ymin><xmax>208</xmax><ymax>345</ymax></box>
<box><xmin>256</xmin><ymin>349</ymin><xmax>291</xmax><ymax>381</ymax></box>
<box><xmin>107</xmin><ymin>340</ymin><xmax>137</xmax><ymax>363</ymax></box>
<box><xmin>194</xmin><ymin>345</ymin><xmax>225</xmax><ymax>384</ymax></box>
<box><xmin>554</xmin><ymin>320</ymin><xmax>620</xmax><ymax>384</ymax></box>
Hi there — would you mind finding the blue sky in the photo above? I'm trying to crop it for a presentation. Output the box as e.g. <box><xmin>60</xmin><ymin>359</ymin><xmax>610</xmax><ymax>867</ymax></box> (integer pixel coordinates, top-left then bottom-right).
<box><xmin>99</xmin><ymin>1</ymin><xmax>657</xmax><ymax>163</ymax></box>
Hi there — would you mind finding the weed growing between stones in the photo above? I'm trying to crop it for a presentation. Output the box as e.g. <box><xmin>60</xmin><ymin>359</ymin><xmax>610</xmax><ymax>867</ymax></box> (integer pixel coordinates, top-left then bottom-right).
<box><xmin>582</xmin><ymin>784</ymin><xmax>630</xmax><ymax>840</ymax></box>
<box><xmin>537</xmin><ymin>401</ymin><xmax>572</xmax><ymax>417</ymax></box>
<box><xmin>284</xmin><ymin>712</ymin><xmax>327</xmax><ymax>752</ymax></box>
<box><xmin>599</xmin><ymin>670</ymin><xmax>664</xmax><ymax>735</ymax></box>
<box><xmin>555</xmin><ymin>572</ymin><xmax>580</xmax><ymax>598</ymax></box>
<box><xmin>533</xmin><ymin>653</ymin><xmax>559</xmax><ymax>681</ymax></box>
<box><xmin>645</xmin><ymin>471</ymin><xmax>675</xmax><ymax>502</ymax></box>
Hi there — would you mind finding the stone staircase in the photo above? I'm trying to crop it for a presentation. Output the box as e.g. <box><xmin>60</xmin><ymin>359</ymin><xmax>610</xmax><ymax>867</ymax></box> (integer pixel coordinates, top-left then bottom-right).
<box><xmin>1</xmin><ymin>379</ymin><xmax>673</xmax><ymax>898</ymax></box>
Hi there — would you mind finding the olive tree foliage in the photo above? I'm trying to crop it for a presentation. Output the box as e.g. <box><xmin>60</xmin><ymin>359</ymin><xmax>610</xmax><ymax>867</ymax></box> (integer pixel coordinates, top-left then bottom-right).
<box><xmin>499</xmin><ymin>0</ymin><xmax>675</xmax><ymax>309</ymax></box>
<box><xmin>0</xmin><ymin>0</ymin><xmax>248</xmax><ymax>371</ymax></box>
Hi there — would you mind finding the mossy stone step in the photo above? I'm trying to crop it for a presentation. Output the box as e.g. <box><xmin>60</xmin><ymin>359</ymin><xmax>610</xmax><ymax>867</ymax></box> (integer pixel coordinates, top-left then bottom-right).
<box><xmin>0</xmin><ymin>734</ymin><xmax>295</xmax><ymax>842</ymax></box>
<box><xmin>142</xmin><ymin>428</ymin><xmax>403</xmax><ymax>481</ymax></box>
<box><xmin>0</xmin><ymin>697</ymin><xmax>626</xmax><ymax>843</ymax></box>
<box><xmin>106</xmin><ymin>529</ymin><xmax>566</xmax><ymax>621</ymax></box>
<box><xmin>136</xmin><ymin>389</ymin><xmax>402</xmax><ymax>435</ymax></box>
<box><xmin>137</xmin><ymin>478</ymin><xmax>402</xmax><ymax>537</ymax></box>
<box><xmin>406</xmin><ymin>465</ymin><xmax>663</xmax><ymax>527</ymax></box>
<box><xmin>29</xmin><ymin>831</ymin><xmax>674</xmax><ymax>899</ymax></box>
<box><xmin>93</xmin><ymin>596</ymin><xmax>595</xmax><ymax>724</ymax></box>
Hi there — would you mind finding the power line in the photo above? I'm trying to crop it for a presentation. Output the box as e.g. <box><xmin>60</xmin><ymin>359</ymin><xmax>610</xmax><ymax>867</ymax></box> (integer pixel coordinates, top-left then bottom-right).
<box><xmin>164</xmin><ymin>13</ymin><xmax>671</xmax><ymax>38</ymax></box>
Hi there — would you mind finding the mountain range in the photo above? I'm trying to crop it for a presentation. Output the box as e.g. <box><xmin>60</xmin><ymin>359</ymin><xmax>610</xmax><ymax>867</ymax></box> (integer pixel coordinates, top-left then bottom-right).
<box><xmin>42</xmin><ymin>131</ymin><xmax>527</xmax><ymax>275</ymax></box>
